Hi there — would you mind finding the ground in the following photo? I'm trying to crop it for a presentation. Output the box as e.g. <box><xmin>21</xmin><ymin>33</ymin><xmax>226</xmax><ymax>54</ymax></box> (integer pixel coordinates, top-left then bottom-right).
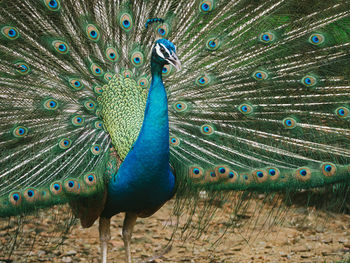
<box><xmin>1</xmin><ymin>195</ymin><xmax>349</xmax><ymax>263</ymax></box>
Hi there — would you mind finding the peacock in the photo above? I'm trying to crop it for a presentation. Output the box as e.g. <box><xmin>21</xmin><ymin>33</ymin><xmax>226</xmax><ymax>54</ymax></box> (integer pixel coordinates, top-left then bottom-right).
<box><xmin>1</xmin><ymin>0</ymin><xmax>350</xmax><ymax>262</ymax></box>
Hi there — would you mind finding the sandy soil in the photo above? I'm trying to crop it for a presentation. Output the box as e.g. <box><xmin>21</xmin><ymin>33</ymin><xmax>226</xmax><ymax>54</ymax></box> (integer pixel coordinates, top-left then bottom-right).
<box><xmin>1</xmin><ymin>196</ymin><xmax>349</xmax><ymax>263</ymax></box>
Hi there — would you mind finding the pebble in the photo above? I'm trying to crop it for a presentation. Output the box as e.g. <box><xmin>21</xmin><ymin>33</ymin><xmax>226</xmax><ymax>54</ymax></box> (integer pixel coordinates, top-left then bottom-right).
<box><xmin>292</xmin><ymin>246</ymin><xmax>311</xmax><ymax>253</ymax></box>
<box><xmin>65</xmin><ymin>250</ymin><xmax>77</xmax><ymax>256</ymax></box>
<box><xmin>37</xmin><ymin>250</ymin><xmax>46</xmax><ymax>257</ymax></box>
<box><xmin>61</xmin><ymin>256</ymin><xmax>73</xmax><ymax>263</ymax></box>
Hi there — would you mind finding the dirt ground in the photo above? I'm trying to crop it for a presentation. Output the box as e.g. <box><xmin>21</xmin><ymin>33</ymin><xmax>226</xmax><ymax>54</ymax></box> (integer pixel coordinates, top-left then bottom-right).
<box><xmin>1</xmin><ymin>196</ymin><xmax>349</xmax><ymax>263</ymax></box>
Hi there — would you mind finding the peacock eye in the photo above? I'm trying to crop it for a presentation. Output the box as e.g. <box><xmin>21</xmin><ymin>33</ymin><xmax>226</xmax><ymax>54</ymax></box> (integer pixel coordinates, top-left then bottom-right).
<box><xmin>45</xmin><ymin>0</ymin><xmax>61</xmax><ymax>11</ymax></box>
<box><xmin>238</xmin><ymin>103</ymin><xmax>253</xmax><ymax>115</ymax></box>
<box><xmin>44</xmin><ymin>98</ymin><xmax>58</xmax><ymax>110</ymax></box>
<box><xmin>2</xmin><ymin>26</ymin><xmax>20</xmax><ymax>40</ymax></box>
<box><xmin>282</xmin><ymin>117</ymin><xmax>297</xmax><ymax>129</ymax></box>
<box><xmin>91</xmin><ymin>144</ymin><xmax>101</xmax><ymax>155</ymax></box>
<box><xmin>301</xmin><ymin>75</ymin><xmax>317</xmax><ymax>87</ymax></box>
<box><xmin>160</xmin><ymin>46</ymin><xmax>165</xmax><ymax>53</ymax></box>
<box><xmin>309</xmin><ymin>33</ymin><xmax>325</xmax><ymax>45</ymax></box>
<box><xmin>15</xmin><ymin>62</ymin><xmax>30</xmax><ymax>75</ymax></box>
<box><xmin>173</xmin><ymin>101</ymin><xmax>188</xmax><ymax>112</ymax></box>
<box><xmin>335</xmin><ymin>106</ymin><xmax>349</xmax><ymax>118</ymax></box>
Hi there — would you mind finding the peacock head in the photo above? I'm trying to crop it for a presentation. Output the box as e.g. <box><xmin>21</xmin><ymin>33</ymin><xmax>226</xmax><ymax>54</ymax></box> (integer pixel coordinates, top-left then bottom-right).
<box><xmin>152</xmin><ymin>39</ymin><xmax>181</xmax><ymax>71</ymax></box>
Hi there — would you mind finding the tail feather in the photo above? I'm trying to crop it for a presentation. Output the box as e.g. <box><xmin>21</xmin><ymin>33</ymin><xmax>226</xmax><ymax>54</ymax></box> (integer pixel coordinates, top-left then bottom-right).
<box><xmin>166</xmin><ymin>0</ymin><xmax>350</xmax><ymax>190</ymax></box>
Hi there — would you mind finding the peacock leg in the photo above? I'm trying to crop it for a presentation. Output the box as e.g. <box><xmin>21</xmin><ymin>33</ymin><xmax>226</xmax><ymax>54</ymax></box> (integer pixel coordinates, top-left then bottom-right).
<box><xmin>99</xmin><ymin>216</ymin><xmax>111</xmax><ymax>263</ymax></box>
<box><xmin>122</xmin><ymin>212</ymin><xmax>138</xmax><ymax>263</ymax></box>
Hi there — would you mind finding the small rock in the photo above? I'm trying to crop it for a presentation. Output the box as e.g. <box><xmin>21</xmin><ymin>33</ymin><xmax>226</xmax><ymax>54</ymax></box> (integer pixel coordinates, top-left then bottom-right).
<box><xmin>322</xmin><ymin>238</ymin><xmax>333</xmax><ymax>244</ymax></box>
<box><xmin>292</xmin><ymin>246</ymin><xmax>311</xmax><ymax>253</ymax></box>
<box><xmin>279</xmin><ymin>252</ymin><xmax>287</xmax><ymax>257</ymax></box>
<box><xmin>65</xmin><ymin>250</ymin><xmax>77</xmax><ymax>256</ymax></box>
<box><xmin>37</xmin><ymin>250</ymin><xmax>46</xmax><ymax>257</ymax></box>
<box><xmin>61</xmin><ymin>256</ymin><xmax>73</xmax><ymax>263</ymax></box>
<box><xmin>316</xmin><ymin>226</ymin><xmax>325</xmax><ymax>233</ymax></box>
<box><xmin>300</xmin><ymin>253</ymin><xmax>313</xmax><ymax>258</ymax></box>
<box><xmin>338</xmin><ymin>238</ymin><xmax>348</xmax><ymax>244</ymax></box>
<box><xmin>321</xmin><ymin>252</ymin><xmax>337</xmax><ymax>256</ymax></box>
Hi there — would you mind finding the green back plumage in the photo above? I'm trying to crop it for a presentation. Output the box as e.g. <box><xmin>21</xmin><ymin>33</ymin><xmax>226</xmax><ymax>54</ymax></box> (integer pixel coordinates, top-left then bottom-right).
<box><xmin>0</xmin><ymin>0</ymin><xmax>350</xmax><ymax>259</ymax></box>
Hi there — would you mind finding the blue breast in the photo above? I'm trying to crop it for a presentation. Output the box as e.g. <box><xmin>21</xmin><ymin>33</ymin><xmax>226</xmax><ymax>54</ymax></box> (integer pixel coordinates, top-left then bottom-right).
<box><xmin>102</xmin><ymin>66</ymin><xmax>175</xmax><ymax>217</ymax></box>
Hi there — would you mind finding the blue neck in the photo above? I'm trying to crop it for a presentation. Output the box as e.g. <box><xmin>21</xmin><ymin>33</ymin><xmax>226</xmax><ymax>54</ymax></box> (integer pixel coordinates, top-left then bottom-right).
<box><xmin>139</xmin><ymin>61</ymin><xmax>169</xmax><ymax>154</ymax></box>
<box><xmin>109</xmin><ymin>61</ymin><xmax>171</xmax><ymax>187</ymax></box>
<box><xmin>124</xmin><ymin>60</ymin><xmax>170</xmax><ymax>175</ymax></box>
<box><xmin>103</xmin><ymin>59</ymin><xmax>174</xmax><ymax>216</ymax></box>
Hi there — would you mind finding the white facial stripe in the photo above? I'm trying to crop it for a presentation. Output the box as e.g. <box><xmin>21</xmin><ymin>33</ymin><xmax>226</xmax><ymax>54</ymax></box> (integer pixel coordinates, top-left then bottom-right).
<box><xmin>155</xmin><ymin>43</ymin><xmax>172</xmax><ymax>59</ymax></box>
<box><xmin>160</xmin><ymin>43</ymin><xmax>171</xmax><ymax>57</ymax></box>
<box><xmin>155</xmin><ymin>43</ymin><xmax>165</xmax><ymax>59</ymax></box>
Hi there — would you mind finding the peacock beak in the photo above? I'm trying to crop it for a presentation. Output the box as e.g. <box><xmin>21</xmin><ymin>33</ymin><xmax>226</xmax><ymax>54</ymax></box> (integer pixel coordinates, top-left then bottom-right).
<box><xmin>166</xmin><ymin>53</ymin><xmax>181</xmax><ymax>71</ymax></box>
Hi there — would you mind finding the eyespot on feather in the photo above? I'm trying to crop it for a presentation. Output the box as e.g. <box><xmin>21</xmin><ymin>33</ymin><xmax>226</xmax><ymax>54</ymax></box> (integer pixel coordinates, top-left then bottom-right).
<box><xmin>173</xmin><ymin>101</ymin><xmax>188</xmax><ymax>112</ymax></box>
<box><xmin>59</xmin><ymin>138</ymin><xmax>72</xmax><ymax>149</ymax></box>
<box><xmin>44</xmin><ymin>0</ymin><xmax>61</xmax><ymax>11</ymax></box>
<box><xmin>91</xmin><ymin>63</ymin><xmax>103</xmax><ymax>76</ymax></box>
<box><xmin>84</xmin><ymin>100</ymin><xmax>96</xmax><ymax>111</ymax></box>
<box><xmin>189</xmin><ymin>166</ymin><xmax>203</xmax><ymax>179</ymax></box>
<box><xmin>44</xmin><ymin>98</ymin><xmax>58</xmax><ymax>110</ymax></box>
<box><xmin>199</xmin><ymin>0</ymin><xmax>214</xmax><ymax>13</ymax></box>
<box><xmin>156</xmin><ymin>23</ymin><xmax>169</xmax><ymax>38</ymax></box>
<box><xmin>282</xmin><ymin>117</ymin><xmax>297</xmax><ymax>129</ymax></box>
<box><xmin>214</xmin><ymin>165</ymin><xmax>230</xmax><ymax>179</ymax></box>
<box><xmin>1</xmin><ymin>26</ymin><xmax>19</xmax><ymax>40</ymax></box>
<box><xmin>64</xmin><ymin>179</ymin><xmax>81</xmax><ymax>194</ymax></box>
<box><xmin>9</xmin><ymin>192</ymin><xmax>22</xmax><ymax>206</ymax></box>
<box><xmin>267</xmin><ymin>167</ymin><xmax>280</xmax><ymax>181</ymax></box>
<box><xmin>200</xmin><ymin>124</ymin><xmax>214</xmax><ymax>135</ymax></box>
<box><xmin>162</xmin><ymin>64</ymin><xmax>172</xmax><ymax>76</ymax></box>
<box><xmin>170</xmin><ymin>136</ymin><xmax>180</xmax><ymax>146</ymax></box>
<box><xmin>295</xmin><ymin>167</ymin><xmax>311</xmax><ymax>181</ymax></box>
<box><xmin>238</xmin><ymin>103</ymin><xmax>253</xmax><ymax>115</ymax></box>
<box><xmin>301</xmin><ymin>75</ymin><xmax>317</xmax><ymax>87</ymax></box>
<box><xmin>309</xmin><ymin>33</ymin><xmax>325</xmax><ymax>45</ymax></box>
<box><xmin>69</xmin><ymin>79</ymin><xmax>83</xmax><ymax>90</ymax></box>
<box><xmin>52</xmin><ymin>40</ymin><xmax>69</xmax><ymax>54</ymax></box>
<box><xmin>137</xmin><ymin>77</ymin><xmax>149</xmax><ymax>88</ymax></box>
<box><xmin>106</xmin><ymin>47</ymin><xmax>119</xmax><ymax>62</ymax></box>
<box><xmin>205</xmin><ymin>169</ymin><xmax>219</xmax><ymax>182</ymax></box>
<box><xmin>321</xmin><ymin>163</ymin><xmax>336</xmax><ymax>177</ymax></box>
<box><xmin>50</xmin><ymin>182</ymin><xmax>63</xmax><ymax>195</ymax></box>
<box><xmin>259</xmin><ymin>32</ymin><xmax>275</xmax><ymax>43</ymax></box>
<box><xmin>71</xmin><ymin>115</ymin><xmax>84</xmax><ymax>126</ymax></box>
<box><xmin>122</xmin><ymin>69</ymin><xmax>133</xmax><ymax>78</ymax></box>
<box><xmin>253</xmin><ymin>70</ymin><xmax>268</xmax><ymax>80</ymax></box>
<box><xmin>15</xmin><ymin>62</ymin><xmax>30</xmax><ymax>75</ymax></box>
<box><xmin>131</xmin><ymin>51</ymin><xmax>144</xmax><ymax>67</ymax></box>
<box><xmin>120</xmin><ymin>13</ymin><xmax>133</xmax><ymax>32</ymax></box>
<box><xmin>206</xmin><ymin>37</ymin><xmax>220</xmax><ymax>51</ymax></box>
<box><xmin>240</xmin><ymin>173</ymin><xmax>251</xmax><ymax>184</ymax></box>
<box><xmin>94</xmin><ymin>121</ymin><xmax>103</xmax><ymax>129</ymax></box>
<box><xmin>23</xmin><ymin>188</ymin><xmax>38</xmax><ymax>202</ymax></box>
<box><xmin>94</xmin><ymin>85</ymin><xmax>103</xmax><ymax>95</ymax></box>
<box><xmin>91</xmin><ymin>144</ymin><xmax>101</xmax><ymax>155</ymax></box>
<box><xmin>84</xmin><ymin>172</ymin><xmax>97</xmax><ymax>186</ymax></box>
<box><xmin>335</xmin><ymin>106</ymin><xmax>349</xmax><ymax>118</ymax></box>
<box><xmin>252</xmin><ymin>169</ymin><xmax>268</xmax><ymax>183</ymax></box>
<box><xmin>86</xmin><ymin>24</ymin><xmax>100</xmax><ymax>41</ymax></box>
<box><xmin>227</xmin><ymin>170</ymin><xmax>238</xmax><ymax>183</ymax></box>
<box><xmin>195</xmin><ymin>75</ymin><xmax>211</xmax><ymax>87</ymax></box>
<box><xmin>12</xmin><ymin>126</ymin><xmax>28</xmax><ymax>138</ymax></box>
<box><xmin>104</xmin><ymin>72</ymin><xmax>113</xmax><ymax>81</ymax></box>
